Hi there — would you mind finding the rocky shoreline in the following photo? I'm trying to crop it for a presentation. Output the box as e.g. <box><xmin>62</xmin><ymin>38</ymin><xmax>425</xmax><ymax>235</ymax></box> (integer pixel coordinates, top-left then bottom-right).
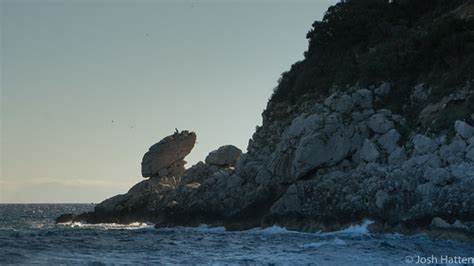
<box><xmin>56</xmin><ymin>0</ymin><xmax>474</xmax><ymax>240</ymax></box>
<box><xmin>57</xmin><ymin>84</ymin><xmax>474</xmax><ymax>241</ymax></box>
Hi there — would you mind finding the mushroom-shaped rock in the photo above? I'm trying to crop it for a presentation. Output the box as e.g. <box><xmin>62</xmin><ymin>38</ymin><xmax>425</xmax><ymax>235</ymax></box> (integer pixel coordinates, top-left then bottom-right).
<box><xmin>141</xmin><ymin>130</ymin><xmax>196</xmax><ymax>178</ymax></box>
<box><xmin>205</xmin><ymin>145</ymin><xmax>242</xmax><ymax>167</ymax></box>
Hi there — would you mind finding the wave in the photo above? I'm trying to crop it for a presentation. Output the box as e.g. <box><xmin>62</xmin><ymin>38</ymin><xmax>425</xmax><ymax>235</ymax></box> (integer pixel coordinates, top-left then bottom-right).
<box><xmin>55</xmin><ymin>219</ymin><xmax>373</xmax><ymax>235</ymax></box>
<box><xmin>300</xmin><ymin>238</ymin><xmax>347</xmax><ymax>249</ymax></box>
<box><xmin>242</xmin><ymin>220</ymin><xmax>374</xmax><ymax>236</ymax></box>
<box><xmin>320</xmin><ymin>219</ymin><xmax>374</xmax><ymax>236</ymax></box>
<box><xmin>156</xmin><ymin>224</ymin><xmax>227</xmax><ymax>233</ymax></box>
<box><xmin>195</xmin><ymin>224</ymin><xmax>226</xmax><ymax>232</ymax></box>
<box><xmin>58</xmin><ymin>221</ymin><xmax>153</xmax><ymax>230</ymax></box>
<box><xmin>244</xmin><ymin>225</ymin><xmax>295</xmax><ymax>234</ymax></box>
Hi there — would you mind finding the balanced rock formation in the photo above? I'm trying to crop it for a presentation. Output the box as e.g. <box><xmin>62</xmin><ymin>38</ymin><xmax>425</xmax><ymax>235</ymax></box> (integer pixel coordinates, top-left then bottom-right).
<box><xmin>205</xmin><ymin>145</ymin><xmax>242</xmax><ymax>167</ymax></box>
<box><xmin>141</xmin><ymin>130</ymin><xmax>196</xmax><ymax>178</ymax></box>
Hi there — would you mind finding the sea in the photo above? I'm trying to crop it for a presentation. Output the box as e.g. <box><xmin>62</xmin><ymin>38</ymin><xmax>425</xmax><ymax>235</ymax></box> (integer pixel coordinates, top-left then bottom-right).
<box><xmin>0</xmin><ymin>204</ymin><xmax>473</xmax><ymax>265</ymax></box>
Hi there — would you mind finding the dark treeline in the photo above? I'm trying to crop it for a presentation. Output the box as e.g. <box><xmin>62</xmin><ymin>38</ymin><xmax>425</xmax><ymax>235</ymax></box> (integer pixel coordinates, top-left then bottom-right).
<box><xmin>271</xmin><ymin>0</ymin><xmax>474</xmax><ymax>104</ymax></box>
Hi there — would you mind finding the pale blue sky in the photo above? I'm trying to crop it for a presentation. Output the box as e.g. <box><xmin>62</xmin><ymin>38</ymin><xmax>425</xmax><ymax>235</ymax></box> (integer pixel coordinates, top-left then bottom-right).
<box><xmin>1</xmin><ymin>0</ymin><xmax>336</xmax><ymax>203</ymax></box>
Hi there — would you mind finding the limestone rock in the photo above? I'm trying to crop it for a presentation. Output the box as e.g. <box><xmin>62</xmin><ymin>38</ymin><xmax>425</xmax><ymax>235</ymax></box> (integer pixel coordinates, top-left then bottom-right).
<box><xmin>411</xmin><ymin>83</ymin><xmax>431</xmax><ymax>102</ymax></box>
<box><xmin>423</xmin><ymin>167</ymin><xmax>452</xmax><ymax>186</ymax></box>
<box><xmin>416</xmin><ymin>182</ymin><xmax>438</xmax><ymax>200</ymax></box>
<box><xmin>431</xmin><ymin>217</ymin><xmax>451</xmax><ymax>229</ymax></box>
<box><xmin>402</xmin><ymin>154</ymin><xmax>442</xmax><ymax>177</ymax></box>
<box><xmin>376</xmin><ymin>108</ymin><xmax>392</xmax><ymax>116</ymax></box>
<box><xmin>270</xmin><ymin>184</ymin><xmax>301</xmax><ymax>215</ymax></box>
<box><xmin>439</xmin><ymin>139</ymin><xmax>466</xmax><ymax>164</ymax></box>
<box><xmin>205</xmin><ymin>145</ymin><xmax>242</xmax><ymax>167</ymax></box>
<box><xmin>388</xmin><ymin>147</ymin><xmax>407</xmax><ymax>165</ymax></box>
<box><xmin>292</xmin><ymin>131</ymin><xmax>351</xmax><ymax>178</ymax></box>
<box><xmin>55</xmin><ymin>80</ymin><xmax>474</xmax><ymax>240</ymax></box>
<box><xmin>466</xmin><ymin>145</ymin><xmax>474</xmax><ymax>161</ymax></box>
<box><xmin>467</xmin><ymin>137</ymin><xmax>474</xmax><ymax>161</ymax></box>
<box><xmin>448</xmin><ymin>163</ymin><xmax>474</xmax><ymax>179</ymax></box>
<box><xmin>468</xmin><ymin>137</ymin><xmax>474</xmax><ymax>147</ymax></box>
<box><xmin>412</xmin><ymin>134</ymin><xmax>438</xmax><ymax>155</ymax></box>
<box><xmin>358</xmin><ymin>139</ymin><xmax>380</xmax><ymax>163</ymax></box>
<box><xmin>324</xmin><ymin>93</ymin><xmax>354</xmax><ymax>113</ymax></box>
<box><xmin>375</xmin><ymin>190</ymin><xmax>389</xmax><ymax>209</ymax></box>
<box><xmin>367</xmin><ymin>114</ymin><xmax>394</xmax><ymax>134</ymax></box>
<box><xmin>377</xmin><ymin>129</ymin><xmax>400</xmax><ymax>153</ymax></box>
<box><xmin>352</xmin><ymin>89</ymin><xmax>373</xmax><ymax>109</ymax></box>
<box><xmin>141</xmin><ymin>130</ymin><xmax>196</xmax><ymax>178</ymax></box>
<box><xmin>374</xmin><ymin>82</ymin><xmax>391</xmax><ymax>97</ymax></box>
<box><xmin>181</xmin><ymin>161</ymin><xmax>221</xmax><ymax>184</ymax></box>
<box><xmin>455</xmin><ymin>120</ymin><xmax>474</xmax><ymax>139</ymax></box>
<box><xmin>351</xmin><ymin>110</ymin><xmax>375</xmax><ymax>122</ymax></box>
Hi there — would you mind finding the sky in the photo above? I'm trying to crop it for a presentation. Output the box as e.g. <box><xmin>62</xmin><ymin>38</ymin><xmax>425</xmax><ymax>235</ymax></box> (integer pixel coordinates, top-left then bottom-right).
<box><xmin>1</xmin><ymin>0</ymin><xmax>337</xmax><ymax>203</ymax></box>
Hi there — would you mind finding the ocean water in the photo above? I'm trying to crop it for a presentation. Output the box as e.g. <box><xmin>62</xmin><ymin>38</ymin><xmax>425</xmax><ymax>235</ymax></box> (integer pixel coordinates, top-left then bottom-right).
<box><xmin>0</xmin><ymin>204</ymin><xmax>473</xmax><ymax>265</ymax></box>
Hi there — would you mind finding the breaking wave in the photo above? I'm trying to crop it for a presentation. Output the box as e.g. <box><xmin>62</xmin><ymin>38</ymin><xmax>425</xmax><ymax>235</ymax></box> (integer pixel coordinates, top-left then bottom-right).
<box><xmin>1</xmin><ymin>205</ymin><xmax>472</xmax><ymax>264</ymax></box>
<box><xmin>58</xmin><ymin>221</ymin><xmax>154</xmax><ymax>230</ymax></box>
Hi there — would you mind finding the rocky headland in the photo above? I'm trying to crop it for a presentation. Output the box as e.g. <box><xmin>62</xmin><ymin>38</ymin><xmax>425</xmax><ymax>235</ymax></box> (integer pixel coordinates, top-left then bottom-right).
<box><xmin>57</xmin><ymin>0</ymin><xmax>474</xmax><ymax>240</ymax></box>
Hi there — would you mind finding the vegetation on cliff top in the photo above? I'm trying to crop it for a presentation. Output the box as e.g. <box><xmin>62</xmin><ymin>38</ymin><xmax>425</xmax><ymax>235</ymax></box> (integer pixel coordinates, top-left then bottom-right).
<box><xmin>271</xmin><ymin>0</ymin><xmax>474</xmax><ymax>107</ymax></box>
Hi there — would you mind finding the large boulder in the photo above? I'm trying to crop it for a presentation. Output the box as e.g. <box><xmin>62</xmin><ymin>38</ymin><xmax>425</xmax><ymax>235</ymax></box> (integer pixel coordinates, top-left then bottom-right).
<box><xmin>324</xmin><ymin>93</ymin><xmax>354</xmax><ymax>113</ymax></box>
<box><xmin>423</xmin><ymin>167</ymin><xmax>452</xmax><ymax>186</ymax></box>
<box><xmin>352</xmin><ymin>89</ymin><xmax>373</xmax><ymax>109</ymax></box>
<box><xmin>388</xmin><ymin>147</ymin><xmax>407</xmax><ymax>165</ymax></box>
<box><xmin>141</xmin><ymin>130</ymin><xmax>196</xmax><ymax>178</ymax></box>
<box><xmin>205</xmin><ymin>145</ymin><xmax>242</xmax><ymax>167</ymax></box>
<box><xmin>376</xmin><ymin>129</ymin><xmax>400</xmax><ymax>153</ymax></box>
<box><xmin>292</xmin><ymin>131</ymin><xmax>351</xmax><ymax>178</ymax></box>
<box><xmin>367</xmin><ymin>113</ymin><xmax>394</xmax><ymax>134</ymax></box>
<box><xmin>455</xmin><ymin>120</ymin><xmax>474</xmax><ymax>139</ymax></box>
<box><xmin>439</xmin><ymin>139</ymin><xmax>466</xmax><ymax>165</ymax></box>
<box><xmin>357</xmin><ymin>139</ymin><xmax>380</xmax><ymax>163</ymax></box>
<box><xmin>412</xmin><ymin>134</ymin><xmax>438</xmax><ymax>155</ymax></box>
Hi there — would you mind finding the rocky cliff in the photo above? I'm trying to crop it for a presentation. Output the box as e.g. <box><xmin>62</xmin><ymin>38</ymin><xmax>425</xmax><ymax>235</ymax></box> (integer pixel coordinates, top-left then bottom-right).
<box><xmin>57</xmin><ymin>0</ymin><xmax>474</xmax><ymax>240</ymax></box>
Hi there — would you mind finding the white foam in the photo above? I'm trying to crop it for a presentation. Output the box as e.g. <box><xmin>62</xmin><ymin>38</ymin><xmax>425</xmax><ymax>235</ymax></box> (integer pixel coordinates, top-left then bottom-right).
<box><xmin>258</xmin><ymin>225</ymin><xmax>292</xmax><ymax>234</ymax></box>
<box><xmin>194</xmin><ymin>224</ymin><xmax>226</xmax><ymax>232</ymax></box>
<box><xmin>300</xmin><ymin>238</ymin><xmax>347</xmax><ymax>248</ymax></box>
<box><xmin>157</xmin><ymin>224</ymin><xmax>227</xmax><ymax>233</ymax></box>
<box><xmin>244</xmin><ymin>225</ymin><xmax>294</xmax><ymax>234</ymax></box>
<box><xmin>321</xmin><ymin>219</ymin><xmax>374</xmax><ymax>236</ymax></box>
<box><xmin>59</xmin><ymin>221</ymin><xmax>153</xmax><ymax>230</ymax></box>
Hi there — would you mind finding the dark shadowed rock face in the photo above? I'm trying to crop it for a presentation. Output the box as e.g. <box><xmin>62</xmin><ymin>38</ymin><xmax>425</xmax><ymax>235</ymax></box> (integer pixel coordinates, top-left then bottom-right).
<box><xmin>141</xmin><ymin>130</ymin><xmax>196</xmax><ymax>178</ymax></box>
